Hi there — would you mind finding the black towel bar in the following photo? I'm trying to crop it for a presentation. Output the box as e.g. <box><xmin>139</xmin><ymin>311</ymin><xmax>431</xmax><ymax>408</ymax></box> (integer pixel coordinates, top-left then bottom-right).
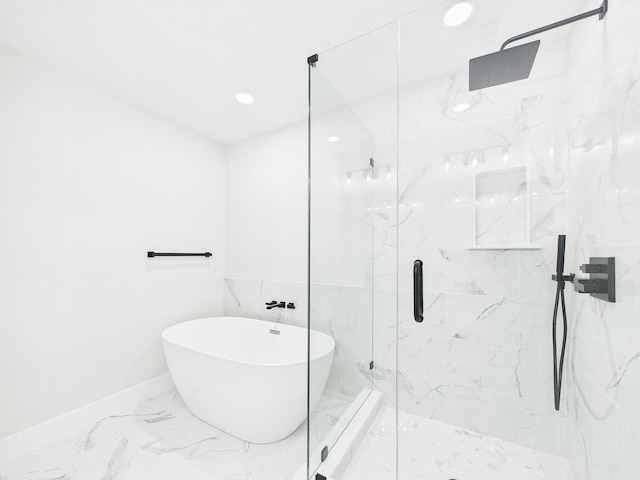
<box><xmin>147</xmin><ymin>251</ymin><xmax>212</xmax><ymax>258</ymax></box>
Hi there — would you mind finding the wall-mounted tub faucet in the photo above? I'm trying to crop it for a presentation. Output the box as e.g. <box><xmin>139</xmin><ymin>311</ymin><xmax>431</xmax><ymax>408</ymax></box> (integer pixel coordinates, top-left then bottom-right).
<box><xmin>265</xmin><ymin>301</ymin><xmax>296</xmax><ymax>310</ymax></box>
<box><xmin>266</xmin><ymin>301</ymin><xmax>285</xmax><ymax>310</ymax></box>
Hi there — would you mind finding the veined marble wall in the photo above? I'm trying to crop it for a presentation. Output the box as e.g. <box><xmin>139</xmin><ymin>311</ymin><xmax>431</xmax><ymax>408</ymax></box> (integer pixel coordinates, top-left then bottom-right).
<box><xmin>329</xmin><ymin>45</ymin><xmax>570</xmax><ymax>459</ymax></box>
<box><xmin>307</xmin><ymin>19</ymin><xmax>570</xmax><ymax>458</ymax></box>
<box><xmin>562</xmin><ymin>2</ymin><xmax>640</xmax><ymax>479</ymax></box>
<box><xmin>353</xmin><ymin>0</ymin><xmax>640</xmax><ymax>474</ymax></box>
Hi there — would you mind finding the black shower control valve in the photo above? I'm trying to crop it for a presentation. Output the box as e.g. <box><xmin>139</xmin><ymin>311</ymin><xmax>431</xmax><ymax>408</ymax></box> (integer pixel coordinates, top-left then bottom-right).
<box><xmin>574</xmin><ymin>278</ymin><xmax>608</xmax><ymax>294</ymax></box>
<box><xmin>580</xmin><ymin>263</ymin><xmax>607</xmax><ymax>274</ymax></box>
<box><xmin>572</xmin><ymin>257</ymin><xmax>616</xmax><ymax>303</ymax></box>
<box><xmin>286</xmin><ymin>302</ymin><xmax>295</xmax><ymax>309</ymax></box>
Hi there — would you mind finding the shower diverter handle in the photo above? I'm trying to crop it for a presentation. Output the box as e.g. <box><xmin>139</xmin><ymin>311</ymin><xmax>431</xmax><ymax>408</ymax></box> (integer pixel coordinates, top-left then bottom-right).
<box><xmin>413</xmin><ymin>259</ymin><xmax>424</xmax><ymax>323</ymax></box>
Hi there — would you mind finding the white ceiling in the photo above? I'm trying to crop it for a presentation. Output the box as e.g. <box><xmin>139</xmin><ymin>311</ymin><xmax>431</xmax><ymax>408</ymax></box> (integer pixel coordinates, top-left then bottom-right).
<box><xmin>0</xmin><ymin>0</ymin><xmax>435</xmax><ymax>144</ymax></box>
<box><xmin>0</xmin><ymin>0</ymin><xmax>595</xmax><ymax>144</ymax></box>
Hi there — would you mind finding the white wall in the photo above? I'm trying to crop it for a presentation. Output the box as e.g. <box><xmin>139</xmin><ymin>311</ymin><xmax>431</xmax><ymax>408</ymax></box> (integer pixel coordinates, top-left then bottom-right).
<box><xmin>0</xmin><ymin>43</ymin><xmax>226</xmax><ymax>439</ymax></box>
<box><xmin>225</xmin><ymin>122</ymin><xmax>307</xmax><ymax>283</ymax></box>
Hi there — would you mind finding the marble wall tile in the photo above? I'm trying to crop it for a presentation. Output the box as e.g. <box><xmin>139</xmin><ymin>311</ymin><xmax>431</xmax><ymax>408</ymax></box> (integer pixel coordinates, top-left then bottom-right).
<box><xmin>518</xmin><ymin>299</ymin><xmax>558</xmax><ymax>351</ymax></box>
<box><xmin>481</xmin><ymin>344</ymin><xmax>523</xmax><ymax>396</ymax></box>
<box><xmin>520</xmin><ymin>398</ymin><xmax>566</xmax><ymax>456</ymax></box>
<box><xmin>519</xmin><ymin>248</ymin><xmax>560</xmax><ymax>302</ymax></box>
<box><xmin>517</xmin><ymin>347</ymin><xmax>555</xmax><ymax>404</ymax></box>
<box><xmin>568</xmin><ymin>368</ymin><xmax>625</xmax><ymax>479</ymax></box>
<box><xmin>403</xmin><ymin>384</ymin><xmax>522</xmax><ymax>445</ymax></box>
<box><xmin>474</xmin><ymin>250</ymin><xmax>522</xmax><ymax>297</ymax></box>
<box><xmin>445</xmin><ymin>294</ymin><xmax>528</xmax><ymax>347</ymax></box>
<box><xmin>617</xmin><ymin>335</ymin><xmax>640</xmax><ymax>429</ymax></box>
<box><xmin>399</xmin><ymin>335</ymin><xmax>484</xmax><ymax>392</ymax></box>
<box><xmin>410</xmin><ymin>248</ymin><xmax>486</xmax><ymax>295</ymax></box>
<box><xmin>572</xmin><ymin>307</ymin><xmax>628</xmax><ymax>405</ymax></box>
<box><xmin>223</xmin><ymin>277</ymin><xmax>306</xmax><ymax>328</ymax></box>
<box><xmin>623</xmin><ymin>419</ymin><xmax>640</xmax><ymax>480</ymax></box>
<box><xmin>310</xmin><ymin>284</ymin><xmax>374</xmax><ymax>398</ymax></box>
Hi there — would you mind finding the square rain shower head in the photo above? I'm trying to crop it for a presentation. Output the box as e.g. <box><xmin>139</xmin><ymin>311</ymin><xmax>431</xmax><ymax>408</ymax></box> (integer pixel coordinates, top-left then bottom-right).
<box><xmin>469</xmin><ymin>40</ymin><xmax>541</xmax><ymax>91</ymax></box>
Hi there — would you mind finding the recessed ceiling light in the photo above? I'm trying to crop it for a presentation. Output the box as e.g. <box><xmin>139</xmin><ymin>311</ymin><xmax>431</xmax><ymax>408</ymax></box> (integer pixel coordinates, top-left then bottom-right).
<box><xmin>235</xmin><ymin>92</ymin><xmax>254</xmax><ymax>105</ymax></box>
<box><xmin>327</xmin><ymin>136</ymin><xmax>340</xmax><ymax>143</ymax></box>
<box><xmin>452</xmin><ymin>102</ymin><xmax>472</xmax><ymax>113</ymax></box>
<box><xmin>444</xmin><ymin>2</ymin><xmax>473</xmax><ymax>27</ymax></box>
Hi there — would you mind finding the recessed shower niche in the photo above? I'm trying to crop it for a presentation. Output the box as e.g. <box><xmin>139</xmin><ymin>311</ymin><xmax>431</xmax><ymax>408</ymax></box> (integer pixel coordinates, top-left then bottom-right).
<box><xmin>473</xmin><ymin>165</ymin><xmax>539</xmax><ymax>249</ymax></box>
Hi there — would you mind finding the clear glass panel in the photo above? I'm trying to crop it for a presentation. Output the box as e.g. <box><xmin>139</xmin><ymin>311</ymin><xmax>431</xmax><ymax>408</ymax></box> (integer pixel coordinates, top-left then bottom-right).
<box><xmin>396</xmin><ymin>1</ymin><xmax>640</xmax><ymax>479</ymax></box>
<box><xmin>307</xmin><ymin>21</ymin><xmax>398</xmax><ymax>480</ymax></box>
<box><xmin>309</xmin><ymin>1</ymin><xmax>640</xmax><ymax>478</ymax></box>
<box><xmin>395</xmin><ymin>3</ymin><xmax>571</xmax><ymax>478</ymax></box>
<box><xmin>307</xmin><ymin>65</ymin><xmax>375</xmax><ymax>477</ymax></box>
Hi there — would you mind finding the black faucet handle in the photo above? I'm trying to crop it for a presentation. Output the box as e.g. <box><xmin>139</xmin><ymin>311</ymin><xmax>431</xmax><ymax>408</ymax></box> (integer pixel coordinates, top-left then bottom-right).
<box><xmin>580</xmin><ymin>263</ymin><xmax>607</xmax><ymax>274</ymax></box>
<box><xmin>265</xmin><ymin>301</ymin><xmax>277</xmax><ymax>306</ymax></box>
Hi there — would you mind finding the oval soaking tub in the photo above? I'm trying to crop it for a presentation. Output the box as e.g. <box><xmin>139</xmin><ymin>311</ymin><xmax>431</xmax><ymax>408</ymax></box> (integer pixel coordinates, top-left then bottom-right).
<box><xmin>161</xmin><ymin>316</ymin><xmax>335</xmax><ymax>444</ymax></box>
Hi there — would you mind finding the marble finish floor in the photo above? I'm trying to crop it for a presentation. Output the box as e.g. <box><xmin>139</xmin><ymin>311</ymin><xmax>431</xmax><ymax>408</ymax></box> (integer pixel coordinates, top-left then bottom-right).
<box><xmin>0</xmin><ymin>389</ymin><xmax>348</xmax><ymax>480</ymax></box>
<box><xmin>342</xmin><ymin>407</ymin><xmax>575</xmax><ymax>480</ymax></box>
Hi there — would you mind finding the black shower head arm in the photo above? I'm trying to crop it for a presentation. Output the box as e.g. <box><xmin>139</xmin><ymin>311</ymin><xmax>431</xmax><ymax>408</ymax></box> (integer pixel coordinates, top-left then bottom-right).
<box><xmin>500</xmin><ymin>0</ymin><xmax>608</xmax><ymax>51</ymax></box>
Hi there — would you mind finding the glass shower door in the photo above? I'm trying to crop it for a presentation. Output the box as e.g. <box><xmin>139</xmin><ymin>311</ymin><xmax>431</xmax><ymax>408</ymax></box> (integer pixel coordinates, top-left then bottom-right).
<box><xmin>307</xmin><ymin>63</ymin><xmax>374</xmax><ymax>477</ymax></box>
<box><xmin>394</xmin><ymin>3</ymin><xmax>594</xmax><ymax>479</ymax></box>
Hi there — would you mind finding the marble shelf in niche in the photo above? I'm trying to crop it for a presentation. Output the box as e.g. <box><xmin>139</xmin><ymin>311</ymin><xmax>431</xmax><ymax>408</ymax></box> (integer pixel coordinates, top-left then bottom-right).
<box><xmin>468</xmin><ymin>244</ymin><xmax>542</xmax><ymax>250</ymax></box>
<box><xmin>473</xmin><ymin>165</ymin><xmax>539</xmax><ymax>250</ymax></box>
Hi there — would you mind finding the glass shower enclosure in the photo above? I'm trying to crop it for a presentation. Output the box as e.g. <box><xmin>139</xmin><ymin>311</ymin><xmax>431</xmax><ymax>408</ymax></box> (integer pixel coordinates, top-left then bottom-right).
<box><xmin>308</xmin><ymin>1</ymin><xmax>640</xmax><ymax>479</ymax></box>
<box><xmin>307</xmin><ymin>61</ymin><xmax>376</xmax><ymax>476</ymax></box>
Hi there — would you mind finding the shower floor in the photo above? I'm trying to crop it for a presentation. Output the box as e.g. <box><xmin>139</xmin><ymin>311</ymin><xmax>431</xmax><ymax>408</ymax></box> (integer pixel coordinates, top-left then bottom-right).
<box><xmin>0</xmin><ymin>388</ymin><xmax>348</xmax><ymax>480</ymax></box>
<box><xmin>341</xmin><ymin>407</ymin><xmax>574</xmax><ymax>480</ymax></box>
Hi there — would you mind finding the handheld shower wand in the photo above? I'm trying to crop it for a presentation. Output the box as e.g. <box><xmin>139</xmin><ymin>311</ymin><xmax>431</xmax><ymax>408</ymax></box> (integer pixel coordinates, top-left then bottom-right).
<box><xmin>551</xmin><ymin>235</ymin><xmax>573</xmax><ymax>411</ymax></box>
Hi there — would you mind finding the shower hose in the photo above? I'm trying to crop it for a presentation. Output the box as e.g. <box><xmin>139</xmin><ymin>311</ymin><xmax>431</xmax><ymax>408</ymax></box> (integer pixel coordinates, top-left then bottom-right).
<box><xmin>552</xmin><ymin>234</ymin><xmax>569</xmax><ymax>411</ymax></box>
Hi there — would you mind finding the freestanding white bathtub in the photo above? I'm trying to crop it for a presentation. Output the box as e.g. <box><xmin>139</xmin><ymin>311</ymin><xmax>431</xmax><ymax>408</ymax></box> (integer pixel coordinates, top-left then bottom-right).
<box><xmin>161</xmin><ymin>316</ymin><xmax>335</xmax><ymax>444</ymax></box>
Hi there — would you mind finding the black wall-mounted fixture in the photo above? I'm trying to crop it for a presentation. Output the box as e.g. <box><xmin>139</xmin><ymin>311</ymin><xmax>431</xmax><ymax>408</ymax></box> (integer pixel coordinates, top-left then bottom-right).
<box><xmin>265</xmin><ymin>301</ymin><xmax>296</xmax><ymax>310</ymax></box>
<box><xmin>550</xmin><ymin>237</ymin><xmax>617</xmax><ymax>411</ymax></box>
<box><xmin>573</xmin><ymin>257</ymin><xmax>616</xmax><ymax>302</ymax></box>
<box><xmin>551</xmin><ymin>235</ymin><xmax>571</xmax><ymax>411</ymax></box>
<box><xmin>413</xmin><ymin>259</ymin><xmax>424</xmax><ymax>323</ymax></box>
<box><xmin>469</xmin><ymin>0</ymin><xmax>608</xmax><ymax>91</ymax></box>
<box><xmin>147</xmin><ymin>251</ymin><xmax>212</xmax><ymax>258</ymax></box>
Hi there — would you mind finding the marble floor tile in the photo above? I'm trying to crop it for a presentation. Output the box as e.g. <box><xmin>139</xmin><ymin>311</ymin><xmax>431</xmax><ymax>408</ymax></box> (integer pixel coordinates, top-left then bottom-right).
<box><xmin>0</xmin><ymin>389</ymin><xmax>347</xmax><ymax>480</ymax></box>
<box><xmin>0</xmin><ymin>391</ymin><xmax>575</xmax><ymax>480</ymax></box>
<box><xmin>342</xmin><ymin>407</ymin><xmax>575</xmax><ymax>480</ymax></box>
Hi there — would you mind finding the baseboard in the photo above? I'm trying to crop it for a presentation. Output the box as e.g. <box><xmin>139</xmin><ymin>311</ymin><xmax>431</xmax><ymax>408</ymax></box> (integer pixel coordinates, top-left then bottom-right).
<box><xmin>0</xmin><ymin>373</ymin><xmax>174</xmax><ymax>466</ymax></box>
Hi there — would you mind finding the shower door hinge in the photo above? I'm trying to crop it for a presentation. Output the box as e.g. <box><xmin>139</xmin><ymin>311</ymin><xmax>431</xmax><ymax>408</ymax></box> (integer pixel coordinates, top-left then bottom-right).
<box><xmin>307</xmin><ymin>54</ymin><xmax>318</xmax><ymax>66</ymax></box>
<box><xmin>321</xmin><ymin>445</ymin><xmax>329</xmax><ymax>462</ymax></box>
<box><xmin>370</xmin><ymin>157</ymin><xmax>375</xmax><ymax>167</ymax></box>
<box><xmin>370</xmin><ymin>360</ymin><xmax>374</xmax><ymax>370</ymax></box>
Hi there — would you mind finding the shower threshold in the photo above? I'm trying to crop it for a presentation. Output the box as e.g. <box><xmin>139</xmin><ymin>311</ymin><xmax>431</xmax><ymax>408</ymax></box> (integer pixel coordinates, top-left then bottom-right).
<box><xmin>313</xmin><ymin>396</ymin><xmax>574</xmax><ymax>480</ymax></box>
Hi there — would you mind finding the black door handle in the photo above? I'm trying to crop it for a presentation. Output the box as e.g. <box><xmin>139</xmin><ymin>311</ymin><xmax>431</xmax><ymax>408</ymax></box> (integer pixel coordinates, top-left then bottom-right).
<box><xmin>413</xmin><ymin>259</ymin><xmax>423</xmax><ymax>323</ymax></box>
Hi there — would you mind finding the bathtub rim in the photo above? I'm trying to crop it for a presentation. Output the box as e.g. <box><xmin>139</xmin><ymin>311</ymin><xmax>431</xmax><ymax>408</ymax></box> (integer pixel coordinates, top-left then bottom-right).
<box><xmin>161</xmin><ymin>316</ymin><xmax>335</xmax><ymax>368</ymax></box>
